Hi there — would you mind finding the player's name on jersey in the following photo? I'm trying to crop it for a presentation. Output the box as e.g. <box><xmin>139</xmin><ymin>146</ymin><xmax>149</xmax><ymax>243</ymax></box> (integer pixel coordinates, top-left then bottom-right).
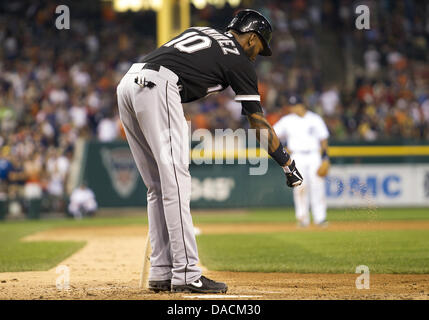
<box><xmin>191</xmin><ymin>27</ymin><xmax>240</xmax><ymax>56</ymax></box>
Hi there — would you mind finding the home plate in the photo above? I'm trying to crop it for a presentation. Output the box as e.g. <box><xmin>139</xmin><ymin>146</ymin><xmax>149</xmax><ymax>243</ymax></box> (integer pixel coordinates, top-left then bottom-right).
<box><xmin>183</xmin><ymin>295</ymin><xmax>262</xmax><ymax>299</ymax></box>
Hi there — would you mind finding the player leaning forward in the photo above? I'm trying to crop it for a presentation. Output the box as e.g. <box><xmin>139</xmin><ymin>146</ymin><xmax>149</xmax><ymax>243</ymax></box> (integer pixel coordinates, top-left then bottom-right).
<box><xmin>116</xmin><ymin>9</ymin><xmax>303</xmax><ymax>294</ymax></box>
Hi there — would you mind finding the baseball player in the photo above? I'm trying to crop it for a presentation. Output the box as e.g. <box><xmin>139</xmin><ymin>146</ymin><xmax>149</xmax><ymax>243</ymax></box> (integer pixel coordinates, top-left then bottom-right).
<box><xmin>273</xmin><ymin>95</ymin><xmax>330</xmax><ymax>227</ymax></box>
<box><xmin>116</xmin><ymin>9</ymin><xmax>303</xmax><ymax>294</ymax></box>
<box><xmin>68</xmin><ymin>182</ymin><xmax>98</xmax><ymax>220</ymax></box>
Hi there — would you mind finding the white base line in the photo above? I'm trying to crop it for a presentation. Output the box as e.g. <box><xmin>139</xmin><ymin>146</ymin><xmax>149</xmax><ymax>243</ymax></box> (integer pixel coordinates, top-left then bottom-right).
<box><xmin>183</xmin><ymin>295</ymin><xmax>262</xmax><ymax>299</ymax></box>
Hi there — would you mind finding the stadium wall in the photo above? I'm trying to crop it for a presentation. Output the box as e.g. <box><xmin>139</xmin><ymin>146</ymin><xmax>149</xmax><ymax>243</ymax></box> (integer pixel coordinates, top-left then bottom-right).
<box><xmin>80</xmin><ymin>141</ymin><xmax>429</xmax><ymax>208</ymax></box>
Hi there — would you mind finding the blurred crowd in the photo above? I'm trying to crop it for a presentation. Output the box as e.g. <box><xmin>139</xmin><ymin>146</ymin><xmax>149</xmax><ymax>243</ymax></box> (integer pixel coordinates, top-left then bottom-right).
<box><xmin>0</xmin><ymin>0</ymin><xmax>428</xmax><ymax>216</ymax></box>
<box><xmin>192</xmin><ymin>0</ymin><xmax>429</xmax><ymax>141</ymax></box>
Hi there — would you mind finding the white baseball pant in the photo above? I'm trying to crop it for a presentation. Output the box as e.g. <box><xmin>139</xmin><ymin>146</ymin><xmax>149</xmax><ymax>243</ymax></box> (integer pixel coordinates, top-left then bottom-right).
<box><xmin>291</xmin><ymin>151</ymin><xmax>327</xmax><ymax>225</ymax></box>
<box><xmin>68</xmin><ymin>199</ymin><xmax>97</xmax><ymax>220</ymax></box>
<box><xmin>116</xmin><ymin>63</ymin><xmax>201</xmax><ymax>285</ymax></box>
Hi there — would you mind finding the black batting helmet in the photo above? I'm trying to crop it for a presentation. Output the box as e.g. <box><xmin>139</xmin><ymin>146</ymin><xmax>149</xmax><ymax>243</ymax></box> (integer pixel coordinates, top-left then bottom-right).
<box><xmin>226</xmin><ymin>9</ymin><xmax>273</xmax><ymax>56</ymax></box>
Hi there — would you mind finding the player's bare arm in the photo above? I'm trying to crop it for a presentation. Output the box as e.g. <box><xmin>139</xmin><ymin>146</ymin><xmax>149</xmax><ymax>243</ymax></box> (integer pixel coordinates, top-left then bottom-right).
<box><xmin>247</xmin><ymin>112</ymin><xmax>288</xmax><ymax>164</ymax></box>
<box><xmin>317</xmin><ymin>138</ymin><xmax>330</xmax><ymax>177</ymax></box>
<box><xmin>228</xmin><ymin>26</ymin><xmax>302</xmax><ymax>187</ymax></box>
<box><xmin>247</xmin><ymin>112</ymin><xmax>303</xmax><ymax>187</ymax></box>
<box><xmin>320</xmin><ymin>139</ymin><xmax>329</xmax><ymax>157</ymax></box>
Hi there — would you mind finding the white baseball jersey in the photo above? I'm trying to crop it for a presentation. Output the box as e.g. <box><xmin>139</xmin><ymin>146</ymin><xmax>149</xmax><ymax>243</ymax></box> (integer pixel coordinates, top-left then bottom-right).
<box><xmin>273</xmin><ymin>110</ymin><xmax>329</xmax><ymax>226</ymax></box>
<box><xmin>70</xmin><ymin>187</ymin><xmax>96</xmax><ymax>206</ymax></box>
<box><xmin>273</xmin><ymin>111</ymin><xmax>329</xmax><ymax>153</ymax></box>
<box><xmin>68</xmin><ymin>187</ymin><xmax>98</xmax><ymax>219</ymax></box>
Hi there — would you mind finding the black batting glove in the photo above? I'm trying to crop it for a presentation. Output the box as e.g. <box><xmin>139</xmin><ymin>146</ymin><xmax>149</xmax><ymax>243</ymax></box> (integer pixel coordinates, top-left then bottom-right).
<box><xmin>283</xmin><ymin>160</ymin><xmax>303</xmax><ymax>188</ymax></box>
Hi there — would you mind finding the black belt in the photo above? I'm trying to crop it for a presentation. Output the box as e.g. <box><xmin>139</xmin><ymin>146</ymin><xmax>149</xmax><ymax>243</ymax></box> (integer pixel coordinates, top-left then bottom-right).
<box><xmin>142</xmin><ymin>62</ymin><xmax>183</xmax><ymax>92</ymax></box>
<box><xmin>142</xmin><ymin>63</ymin><xmax>160</xmax><ymax>72</ymax></box>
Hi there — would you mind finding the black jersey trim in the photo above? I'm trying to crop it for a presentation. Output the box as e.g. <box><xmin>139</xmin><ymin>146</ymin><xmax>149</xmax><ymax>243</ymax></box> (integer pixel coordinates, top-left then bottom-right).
<box><xmin>165</xmin><ymin>81</ymin><xmax>189</xmax><ymax>284</ymax></box>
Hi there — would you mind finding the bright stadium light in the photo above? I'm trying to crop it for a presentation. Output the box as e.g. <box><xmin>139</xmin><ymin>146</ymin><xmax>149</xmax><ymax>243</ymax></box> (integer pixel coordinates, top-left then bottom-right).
<box><xmin>113</xmin><ymin>0</ymin><xmax>144</xmax><ymax>12</ymax></box>
<box><xmin>150</xmin><ymin>0</ymin><xmax>163</xmax><ymax>10</ymax></box>
<box><xmin>191</xmin><ymin>0</ymin><xmax>240</xmax><ymax>9</ymax></box>
<box><xmin>112</xmin><ymin>0</ymin><xmax>163</xmax><ymax>12</ymax></box>
<box><xmin>227</xmin><ymin>0</ymin><xmax>241</xmax><ymax>7</ymax></box>
<box><xmin>191</xmin><ymin>0</ymin><xmax>207</xmax><ymax>9</ymax></box>
<box><xmin>141</xmin><ymin>0</ymin><xmax>152</xmax><ymax>10</ymax></box>
<box><xmin>208</xmin><ymin>0</ymin><xmax>226</xmax><ymax>9</ymax></box>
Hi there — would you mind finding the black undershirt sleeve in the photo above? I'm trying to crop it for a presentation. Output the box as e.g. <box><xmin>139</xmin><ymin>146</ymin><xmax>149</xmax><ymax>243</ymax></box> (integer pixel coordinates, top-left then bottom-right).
<box><xmin>226</xmin><ymin>59</ymin><xmax>262</xmax><ymax>115</ymax></box>
<box><xmin>241</xmin><ymin>101</ymin><xmax>263</xmax><ymax>115</ymax></box>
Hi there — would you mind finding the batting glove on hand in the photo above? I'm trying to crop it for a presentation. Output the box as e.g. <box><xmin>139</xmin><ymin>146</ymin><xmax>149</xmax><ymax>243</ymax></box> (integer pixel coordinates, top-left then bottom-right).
<box><xmin>284</xmin><ymin>160</ymin><xmax>303</xmax><ymax>188</ymax></box>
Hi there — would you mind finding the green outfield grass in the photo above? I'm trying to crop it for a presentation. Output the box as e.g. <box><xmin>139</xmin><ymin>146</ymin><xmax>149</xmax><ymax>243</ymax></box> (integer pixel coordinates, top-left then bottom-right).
<box><xmin>0</xmin><ymin>216</ymin><xmax>153</xmax><ymax>272</ymax></box>
<box><xmin>197</xmin><ymin>230</ymin><xmax>429</xmax><ymax>274</ymax></box>
<box><xmin>0</xmin><ymin>223</ymin><xmax>85</xmax><ymax>272</ymax></box>
<box><xmin>0</xmin><ymin>207</ymin><xmax>428</xmax><ymax>273</ymax></box>
<box><xmin>196</xmin><ymin>207</ymin><xmax>429</xmax><ymax>274</ymax></box>
<box><xmin>196</xmin><ymin>207</ymin><xmax>429</xmax><ymax>224</ymax></box>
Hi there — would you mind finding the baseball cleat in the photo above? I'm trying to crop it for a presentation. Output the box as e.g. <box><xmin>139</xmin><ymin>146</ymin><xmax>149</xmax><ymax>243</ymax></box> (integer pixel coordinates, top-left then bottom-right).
<box><xmin>297</xmin><ymin>221</ymin><xmax>309</xmax><ymax>228</ymax></box>
<box><xmin>148</xmin><ymin>279</ymin><xmax>171</xmax><ymax>293</ymax></box>
<box><xmin>316</xmin><ymin>220</ymin><xmax>329</xmax><ymax>228</ymax></box>
<box><xmin>171</xmin><ymin>276</ymin><xmax>228</xmax><ymax>294</ymax></box>
<box><xmin>297</xmin><ymin>219</ymin><xmax>309</xmax><ymax>228</ymax></box>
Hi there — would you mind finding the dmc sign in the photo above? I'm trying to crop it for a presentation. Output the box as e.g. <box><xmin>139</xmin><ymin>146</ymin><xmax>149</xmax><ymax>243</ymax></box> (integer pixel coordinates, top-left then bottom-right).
<box><xmin>326</xmin><ymin>175</ymin><xmax>401</xmax><ymax>198</ymax></box>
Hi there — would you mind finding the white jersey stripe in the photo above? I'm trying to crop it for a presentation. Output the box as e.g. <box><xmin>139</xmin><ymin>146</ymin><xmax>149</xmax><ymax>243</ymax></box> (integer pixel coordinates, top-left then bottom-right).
<box><xmin>207</xmin><ymin>84</ymin><xmax>223</xmax><ymax>93</ymax></box>
<box><xmin>235</xmin><ymin>95</ymin><xmax>260</xmax><ymax>102</ymax></box>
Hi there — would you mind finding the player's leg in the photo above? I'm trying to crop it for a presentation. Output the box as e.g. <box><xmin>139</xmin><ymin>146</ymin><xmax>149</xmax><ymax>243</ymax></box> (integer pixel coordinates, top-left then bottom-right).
<box><xmin>68</xmin><ymin>202</ymin><xmax>82</xmax><ymax>220</ymax></box>
<box><xmin>122</xmin><ymin>69</ymin><xmax>201</xmax><ymax>286</ymax></box>
<box><xmin>309</xmin><ymin>157</ymin><xmax>327</xmax><ymax>225</ymax></box>
<box><xmin>292</xmin><ymin>155</ymin><xmax>310</xmax><ymax>226</ymax></box>
<box><xmin>82</xmin><ymin>199</ymin><xmax>97</xmax><ymax>217</ymax></box>
<box><xmin>117</xmin><ymin>75</ymin><xmax>173</xmax><ymax>283</ymax></box>
<box><xmin>293</xmin><ymin>185</ymin><xmax>310</xmax><ymax>226</ymax></box>
<box><xmin>132</xmin><ymin>74</ymin><xmax>201</xmax><ymax>286</ymax></box>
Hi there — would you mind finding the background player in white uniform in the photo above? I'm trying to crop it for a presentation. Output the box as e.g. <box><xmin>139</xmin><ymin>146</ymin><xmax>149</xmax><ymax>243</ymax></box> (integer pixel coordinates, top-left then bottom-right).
<box><xmin>68</xmin><ymin>182</ymin><xmax>98</xmax><ymax>220</ymax></box>
<box><xmin>116</xmin><ymin>10</ymin><xmax>303</xmax><ymax>294</ymax></box>
<box><xmin>274</xmin><ymin>95</ymin><xmax>330</xmax><ymax>227</ymax></box>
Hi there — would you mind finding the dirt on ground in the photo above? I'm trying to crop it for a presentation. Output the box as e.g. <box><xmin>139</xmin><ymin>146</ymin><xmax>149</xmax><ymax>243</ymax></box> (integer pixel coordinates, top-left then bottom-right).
<box><xmin>0</xmin><ymin>221</ymin><xmax>428</xmax><ymax>300</ymax></box>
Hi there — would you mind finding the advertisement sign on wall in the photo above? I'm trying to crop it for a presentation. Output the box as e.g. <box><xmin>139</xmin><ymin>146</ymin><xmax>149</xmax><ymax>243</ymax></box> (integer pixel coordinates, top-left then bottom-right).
<box><xmin>326</xmin><ymin>164</ymin><xmax>429</xmax><ymax>207</ymax></box>
<box><xmin>83</xmin><ymin>142</ymin><xmax>429</xmax><ymax>208</ymax></box>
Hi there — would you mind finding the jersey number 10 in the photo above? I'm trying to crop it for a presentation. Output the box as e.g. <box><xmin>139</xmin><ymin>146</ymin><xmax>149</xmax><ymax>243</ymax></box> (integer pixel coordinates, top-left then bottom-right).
<box><xmin>164</xmin><ymin>31</ymin><xmax>212</xmax><ymax>53</ymax></box>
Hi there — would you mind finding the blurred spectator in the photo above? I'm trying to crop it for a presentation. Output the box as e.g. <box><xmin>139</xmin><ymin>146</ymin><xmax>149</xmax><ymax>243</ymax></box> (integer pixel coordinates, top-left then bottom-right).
<box><xmin>23</xmin><ymin>152</ymin><xmax>43</xmax><ymax>219</ymax></box>
<box><xmin>97</xmin><ymin>115</ymin><xmax>119</xmax><ymax>142</ymax></box>
<box><xmin>68</xmin><ymin>183</ymin><xmax>98</xmax><ymax>220</ymax></box>
<box><xmin>0</xmin><ymin>150</ymin><xmax>13</xmax><ymax>183</ymax></box>
<box><xmin>0</xmin><ymin>0</ymin><xmax>428</xmax><ymax>217</ymax></box>
<box><xmin>320</xmin><ymin>86</ymin><xmax>340</xmax><ymax>117</ymax></box>
<box><xmin>69</xmin><ymin>100</ymin><xmax>88</xmax><ymax>129</ymax></box>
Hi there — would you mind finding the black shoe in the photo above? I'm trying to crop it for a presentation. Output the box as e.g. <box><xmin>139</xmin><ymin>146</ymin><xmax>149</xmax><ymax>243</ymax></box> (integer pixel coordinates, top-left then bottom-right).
<box><xmin>316</xmin><ymin>220</ymin><xmax>329</xmax><ymax>228</ymax></box>
<box><xmin>148</xmin><ymin>279</ymin><xmax>171</xmax><ymax>293</ymax></box>
<box><xmin>171</xmin><ymin>275</ymin><xmax>228</xmax><ymax>294</ymax></box>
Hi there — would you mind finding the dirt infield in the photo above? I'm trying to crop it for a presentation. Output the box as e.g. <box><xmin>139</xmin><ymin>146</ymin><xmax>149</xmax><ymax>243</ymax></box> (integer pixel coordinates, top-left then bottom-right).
<box><xmin>1</xmin><ymin>222</ymin><xmax>428</xmax><ymax>300</ymax></box>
